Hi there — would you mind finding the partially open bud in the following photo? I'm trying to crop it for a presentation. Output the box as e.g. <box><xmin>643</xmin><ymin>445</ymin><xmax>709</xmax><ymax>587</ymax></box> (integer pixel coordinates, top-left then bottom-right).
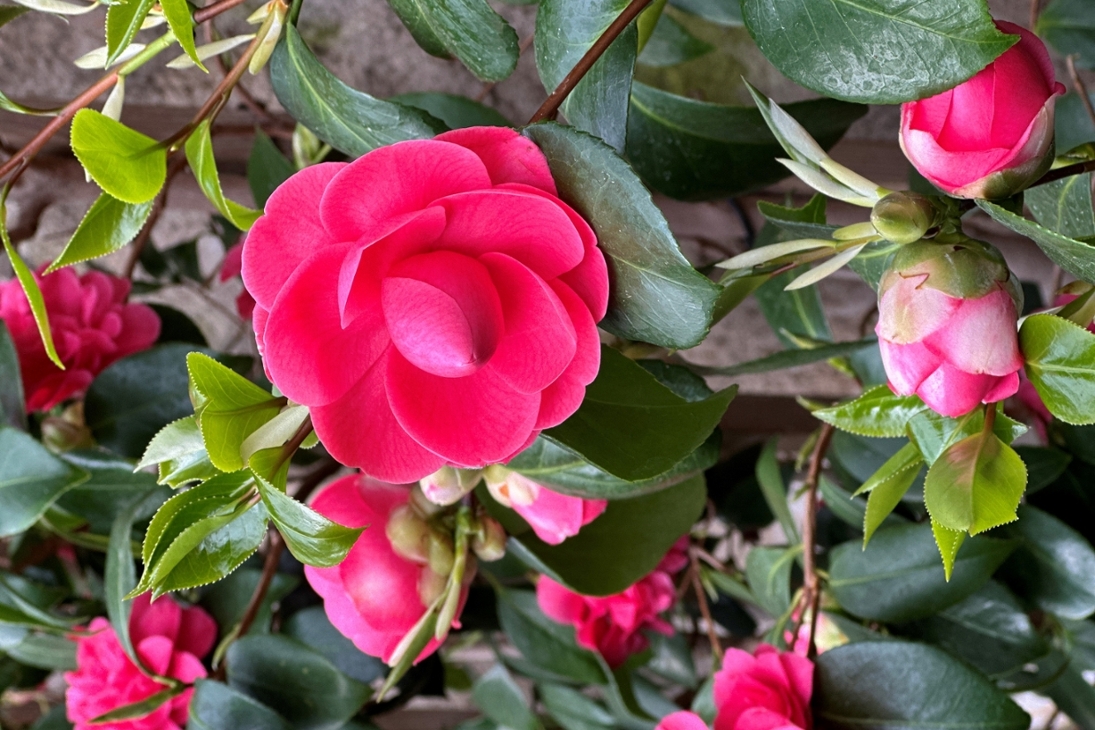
<box><xmin>483</xmin><ymin>467</ymin><xmax>606</xmax><ymax>546</ymax></box>
<box><xmin>870</xmin><ymin>191</ymin><xmax>935</xmax><ymax>245</ymax></box>
<box><xmin>419</xmin><ymin>466</ymin><xmax>482</xmax><ymax>506</ymax></box>
<box><xmin>876</xmin><ymin>237</ymin><xmax>1023</xmax><ymax>417</ymax></box>
<box><xmin>471</xmin><ymin>515</ymin><xmax>507</xmax><ymax>562</ymax></box>
<box><xmin>386</xmin><ymin>504</ymin><xmax>431</xmax><ymax>564</ymax></box>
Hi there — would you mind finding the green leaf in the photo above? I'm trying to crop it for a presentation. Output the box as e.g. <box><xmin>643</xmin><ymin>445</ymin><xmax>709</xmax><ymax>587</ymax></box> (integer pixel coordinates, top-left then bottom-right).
<box><xmin>204</xmin><ymin>568</ymin><xmax>297</xmax><ymax>639</ymax></box>
<box><xmin>392</xmin><ymin>92</ymin><xmax>511</xmax><ymax>130</ymax></box>
<box><xmin>699</xmin><ymin>338</ymin><xmax>876</xmax><ymax>377</ymax></box>
<box><xmin>282</xmin><ymin>607</ymin><xmax>385</xmax><ymax>684</ymax></box>
<box><xmin>0</xmin><ymin>572</ymin><xmax>74</xmax><ymax>631</ymax></box>
<box><xmin>626</xmin><ymin>84</ymin><xmax>865</xmax><ymax>200</ymax></box>
<box><xmin>270</xmin><ymin>26</ymin><xmax>442</xmax><ymax>158</ymax></box>
<box><xmin>741</xmin><ymin>0</ymin><xmax>1016</xmax><ymax>104</ymax></box>
<box><xmin>226</xmin><ymin>634</ymin><xmax>371</xmax><ymax>730</ymax></box>
<box><xmin>497</xmin><ymin>474</ymin><xmax>705</xmax><ymax>595</ymax></box>
<box><xmin>106</xmin><ymin>490</ymin><xmax>162</xmax><ymax>670</ymax></box>
<box><xmin>254</xmin><ymin>473</ymin><xmax>362</xmax><ymax>567</ymax></box>
<box><xmin>1026</xmin><ymin>173</ymin><xmax>1095</xmax><ymax>239</ymax></box>
<box><xmin>1015</xmin><ymin>445</ymin><xmax>1072</xmax><ymax>494</ymax></box>
<box><xmin>247</xmin><ymin>131</ymin><xmax>295</xmax><ymax>210</ymax></box>
<box><xmin>188</xmin><ymin>679</ymin><xmax>293</xmax><ymax>730</ymax></box>
<box><xmin>860</xmin><ymin>443</ymin><xmax>923</xmax><ymax>545</ymax></box>
<box><xmin>187</xmin><ymin>352</ymin><xmax>281</xmax><ymax>472</ymax></box>
<box><xmin>70</xmin><ymin>109</ymin><xmax>166</xmax><ymax>205</ymax></box>
<box><xmin>1043</xmin><ymin>664</ymin><xmax>1095</xmax><ymax>729</ymax></box>
<box><xmin>495</xmin><ymin>587</ymin><xmax>604</xmax><ymax>685</ymax></box>
<box><xmin>829</xmin><ymin>522</ymin><xmax>1015</xmax><ymax>623</ymax></box>
<box><xmin>932</xmin><ymin>519</ymin><xmax>967</xmax><ymax>582</ymax></box>
<box><xmin>744</xmin><ymin>545</ymin><xmax>796</xmax><ymax>617</ymax></box>
<box><xmin>645</xmin><ymin>631</ymin><xmax>696</xmax><ymax>689</ymax></box>
<box><xmin>523</xmin><ymin>123</ymin><xmax>720</xmax><ymax>348</ymax></box>
<box><xmin>105</xmin><ymin>0</ymin><xmax>155</xmax><ymax>64</ymax></box>
<box><xmin>755</xmin><ymin>439</ymin><xmax>798</xmax><ymax>543</ymax></box>
<box><xmin>0</xmin><ymin>5</ymin><xmax>30</xmax><ymax>27</ymax></box>
<box><xmin>637</xmin><ymin>13</ymin><xmax>713</xmax><ymax>68</ymax></box>
<box><xmin>813</xmin><ymin>641</ymin><xmax>1030</xmax><ymax>729</ymax></box>
<box><xmin>473</xmin><ymin>664</ymin><xmax>539</xmax><ymax>730</ymax></box>
<box><xmin>1021</xmin><ymin>313</ymin><xmax>1095</xmax><ymax>425</ymax></box>
<box><xmin>0</xmin><ymin>428</ymin><xmax>88</xmax><ymax>537</ymax></box>
<box><xmin>668</xmin><ymin>0</ymin><xmax>740</xmax><ymax>25</ymax></box>
<box><xmin>160</xmin><ymin>0</ymin><xmax>203</xmax><ymax>71</ymax></box>
<box><xmin>139</xmin><ymin>416</ymin><xmax>219</xmax><ymax>488</ymax></box>
<box><xmin>1000</xmin><ymin>504</ymin><xmax>1095</xmax><ymax>620</ymax></box>
<box><xmin>90</xmin><ymin>687</ymin><xmax>182</xmax><ymax>724</ymax></box>
<box><xmin>186</xmin><ymin>121</ymin><xmax>261</xmax><ymax>231</ymax></box>
<box><xmin>923</xmin><ymin>430</ymin><xmax>1027</xmax><ymax>535</ymax></box>
<box><xmin>907</xmin><ymin>581</ymin><xmax>1048</xmax><ymax>680</ymax></box>
<box><xmin>540</xmin><ymin>683</ymin><xmax>615</xmax><ymax>730</ymax></box>
<box><xmin>507</xmin><ymin>431</ymin><xmax>718</xmax><ymax>500</ymax></box>
<box><xmin>906</xmin><ymin>406</ymin><xmax>1026</xmax><ymax>466</ymax></box>
<box><xmin>1</xmin><ymin>218</ymin><xmax>61</xmax><ymax>368</ymax></box>
<box><xmin>0</xmin><ymin>322</ymin><xmax>25</xmax><ymax>430</ymax></box>
<box><xmin>6</xmin><ymin>632</ymin><xmax>76</xmax><ymax>670</ymax></box>
<box><xmin>387</xmin><ymin>0</ymin><xmax>518</xmax><ymax>82</ymax></box>
<box><xmin>535</xmin><ymin>0</ymin><xmax>637</xmax><ymax>152</ymax></box>
<box><xmin>815</xmin><ymin>386</ymin><xmax>927</xmax><ymax>438</ymax></box>
<box><xmin>545</xmin><ymin>347</ymin><xmax>733</xmax><ymax>481</ymax></box>
<box><xmin>45</xmin><ymin>193</ymin><xmax>153</xmax><ymax>272</ymax></box>
<box><xmin>978</xmin><ymin>199</ymin><xmax>1095</xmax><ymax>284</ymax></box>
<box><xmin>1038</xmin><ymin>0</ymin><xmax>1095</xmax><ymax>68</ymax></box>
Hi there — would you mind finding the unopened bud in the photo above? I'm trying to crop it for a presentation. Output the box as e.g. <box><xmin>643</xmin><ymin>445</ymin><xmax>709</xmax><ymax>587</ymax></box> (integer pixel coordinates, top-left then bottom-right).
<box><xmin>248</xmin><ymin>0</ymin><xmax>287</xmax><ymax>75</ymax></box>
<box><xmin>417</xmin><ymin>568</ymin><xmax>447</xmax><ymax>607</ymax></box>
<box><xmin>427</xmin><ymin>531</ymin><xmax>455</xmax><ymax>576</ymax></box>
<box><xmin>870</xmin><ymin>192</ymin><xmax>935</xmax><ymax>245</ymax></box>
<box><xmin>292</xmin><ymin>124</ymin><xmax>324</xmax><ymax>169</ymax></box>
<box><xmin>482</xmin><ymin>465</ymin><xmax>513</xmax><ymax>506</ymax></box>
<box><xmin>386</xmin><ymin>505</ymin><xmax>430</xmax><ymax>564</ymax></box>
<box><xmin>471</xmin><ymin>515</ymin><xmax>506</xmax><ymax>562</ymax></box>
<box><xmin>419</xmin><ymin>466</ymin><xmax>482</xmax><ymax>506</ymax></box>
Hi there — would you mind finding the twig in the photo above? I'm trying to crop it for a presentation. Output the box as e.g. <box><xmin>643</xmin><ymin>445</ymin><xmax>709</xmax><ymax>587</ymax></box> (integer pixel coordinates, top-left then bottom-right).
<box><xmin>290</xmin><ymin>457</ymin><xmax>341</xmax><ymax>504</ymax></box>
<box><xmin>1032</xmin><ymin>159</ymin><xmax>1095</xmax><ymax>186</ymax></box>
<box><xmin>122</xmin><ymin>155</ymin><xmax>189</xmax><ymax>279</ymax></box>
<box><xmin>527</xmin><ymin>0</ymin><xmax>654</xmax><ymax>124</ymax></box>
<box><xmin>205</xmin><ymin>21</ymin><xmax>277</xmax><ymax>125</ymax></box>
<box><xmin>1030</xmin><ymin>0</ymin><xmax>1042</xmax><ymax>30</ymax></box>
<box><xmin>801</xmin><ymin>423</ymin><xmax>835</xmax><ymax>659</ymax></box>
<box><xmin>236</xmin><ymin>531</ymin><xmax>284</xmax><ymax>639</ymax></box>
<box><xmin>194</xmin><ymin>0</ymin><xmax>250</xmax><ymax>24</ymax></box>
<box><xmin>689</xmin><ymin>551</ymin><xmax>723</xmax><ymax>663</ymax></box>
<box><xmin>1068</xmin><ymin>55</ymin><xmax>1095</xmax><ymax>131</ymax></box>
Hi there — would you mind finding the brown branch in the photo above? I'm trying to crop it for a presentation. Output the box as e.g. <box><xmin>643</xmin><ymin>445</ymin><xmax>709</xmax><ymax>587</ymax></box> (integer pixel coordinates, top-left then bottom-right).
<box><xmin>801</xmin><ymin>423</ymin><xmax>834</xmax><ymax>660</ymax></box>
<box><xmin>194</xmin><ymin>0</ymin><xmax>250</xmax><ymax>24</ymax></box>
<box><xmin>1032</xmin><ymin>159</ymin><xmax>1095</xmax><ymax>187</ymax></box>
<box><xmin>527</xmin><ymin>0</ymin><xmax>653</xmax><ymax>125</ymax></box>
<box><xmin>1030</xmin><ymin>0</ymin><xmax>1042</xmax><ymax>30</ymax></box>
<box><xmin>122</xmin><ymin>155</ymin><xmax>189</xmax><ymax>280</ymax></box>
<box><xmin>689</xmin><ymin>551</ymin><xmax>723</xmax><ymax>663</ymax></box>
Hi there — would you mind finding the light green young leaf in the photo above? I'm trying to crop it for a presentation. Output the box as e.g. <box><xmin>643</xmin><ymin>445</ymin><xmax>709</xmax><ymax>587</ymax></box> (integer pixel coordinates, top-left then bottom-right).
<box><xmin>1021</xmin><ymin>313</ymin><xmax>1095</xmax><ymax>425</ymax></box>
<box><xmin>815</xmin><ymin>386</ymin><xmax>927</xmax><ymax>438</ymax></box>
<box><xmin>932</xmin><ymin>518</ymin><xmax>967</xmax><ymax>582</ymax></box>
<box><xmin>979</xmin><ymin>199</ymin><xmax>1095</xmax><ymax>285</ymax></box>
<box><xmin>185</xmin><ymin>120</ymin><xmax>261</xmax><ymax>230</ymax></box>
<box><xmin>862</xmin><ymin>446</ymin><xmax>923</xmax><ymax>546</ymax></box>
<box><xmin>239</xmin><ymin>405</ymin><xmax>308</xmax><ymax>463</ymax></box>
<box><xmin>1</xmin><ymin>216</ymin><xmax>61</xmax><ymax>367</ymax></box>
<box><xmin>160</xmin><ymin>0</ymin><xmax>204</xmax><ymax>70</ymax></box>
<box><xmin>745</xmin><ymin>545</ymin><xmax>797</xmax><ymax>617</ymax></box>
<box><xmin>70</xmin><ymin>109</ymin><xmax>166</xmax><ymax>204</ymax></box>
<box><xmin>924</xmin><ymin>430</ymin><xmax>1027</xmax><ymax>535</ymax></box>
<box><xmin>46</xmin><ymin>193</ymin><xmax>153</xmax><ymax>272</ymax></box>
<box><xmin>105</xmin><ymin>0</ymin><xmax>156</xmax><ymax>65</ymax></box>
<box><xmin>254</xmin><ymin>472</ymin><xmax>362</xmax><ymax>568</ymax></box>
<box><xmin>907</xmin><ymin>406</ymin><xmax>1027</xmax><ymax>465</ymax></box>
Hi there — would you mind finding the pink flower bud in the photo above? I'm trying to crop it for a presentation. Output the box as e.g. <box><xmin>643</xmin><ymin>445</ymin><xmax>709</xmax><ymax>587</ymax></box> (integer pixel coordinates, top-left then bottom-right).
<box><xmin>418</xmin><ymin>466</ymin><xmax>482</xmax><ymax>506</ymax></box>
<box><xmin>900</xmin><ymin>21</ymin><xmax>1065</xmax><ymax>200</ymax></box>
<box><xmin>876</xmin><ymin>239</ymin><xmax>1023</xmax><ymax>417</ymax></box>
<box><xmin>471</xmin><ymin>513</ymin><xmax>507</xmax><ymax>562</ymax></box>
<box><xmin>0</xmin><ymin>269</ymin><xmax>160</xmax><ymax>412</ymax></box>
<box><xmin>486</xmin><ymin>468</ymin><xmax>606</xmax><ymax>545</ymax></box>
<box><xmin>304</xmin><ymin>475</ymin><xmax>469</xmax><ymax>664</ymax></box>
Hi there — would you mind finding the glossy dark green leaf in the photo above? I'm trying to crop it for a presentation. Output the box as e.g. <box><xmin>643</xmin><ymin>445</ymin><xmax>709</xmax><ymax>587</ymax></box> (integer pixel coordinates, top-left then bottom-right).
<box><xmin>247</xmin><ymin>131</ymin><xmax>295</xmax><ymax>210</ymax></box>
<box><xmin>186</xmin><ymin>121</ymin><xmax>261</xmax><ymax>231</ymax></box>
<box><xmin>979</xmin><ymin>199</ymin><xmax>1095</xmax><ymax>284</ymax></box>
<box><xmin>755</xmin><ymin>439</ymin><xmax>798</xmax><ymax>543</ymax></box>
<box><xmin>645</xmin><ymin>631</ymin><xmax>696</xmax><ymax>688</ymax></box>
<box><xmin>1021</xmin><ymin>313</ymin><xmax>1095</xmax><ymax>425</ymax></box>
<box><xmin>546</xmin><ymin>347</ymin><xmax>733</xmax><ymax>481</ymax></box>
<box><xmin>106</xmin><ymin>490</ymin><xmax>162</xmax><ymax>669</ymax></box>
<box><xmin>0</xmin><ymin>322</ymin><xmax>25</xmax><ymax>430</ymax></box>
<box><xmin>1038</xmin><ymin>0</ymin><xmax>1095</xmax><ymax>68</ymax></box>
<box><xmin>283</xmin><ymin>607</ymin><xmax>386</xmax><ymax>684</ymax></box>
<box><xmin>668</xmin><ymin>0</ymin><xmax>740</xmax><ymax>25</ymax></box>
<box><xmin>270</xmin><ymin>26</ymin><xmax>442</xmax><ymax>157</ymax></box>
<box><xmin>387</xmin><ymin>0</ymin><xmax>519</xmax><ymax>81</ymax></box>
<box><xmin>1043</xmin><ymin>664</ymin><xmax>1095</xmax><ymax>728</ymax></box>
<box><xmin>860</xmin><ymin>444</ymin><xmax>923</xmax><ymax>545</ymax></box>
<box><xmin>0</xmin><ymin>572</ymin><xmax>73</xmax><ymax>631</ymax></box>
<box><xmin>392</xmin><ymin>92</ymin><xmax>510</xmax><ymax>130</ymax></box>
<box><xmin>906</xmin><ymin>581</ymin><xmax>1048</xmax><ymax>679</ymax></box>
<box><xmin>1026</xmin><ymin>173</ymin><xmax>1095</xmax><ymax>239</ymax></box>
<box><xmin>1015</xmin><ymin>446</ymin><xmax>1071</xmax><ymax>494</ymax></box>
<box><xmin>46</xmin><ymin>193</ymin><xmax>153</xmax><ymax>272</ymax></box>
<box><xmin>105</xmin><ymin>0</ymin><xmax>156</xmax><ymax>64</ymax></box>
<box><xmin>90</xmin><ymin>687</ymin><xmax>182</xmax><ymax>724</ymax></box>
<box><xmin>536</xmin><ymin>0</ymin><xmax>637</xmax><ymax>151</ymax></box>
<box><xmin>829</xmin><ymin>523</ymin><xmax>1015</xmax><ymax>623</ymax></box>
<box><xmin>85</xmin><ymin>344</ymin><xmax>201</xmax><ymax>459</ymax></box>
<box><xmin>188</xmin><ymin>679</ymin><xmax>293</xmax><ymax>730</ymax></box>
<box><xmin>813</xmin><ymin>641</ymin><xmax>1029</xmax><ymax>729</ymax></box>
<box><xmin>499</xmin><ymin>474</ymin><xmax>705</xmax><ymax>595</ymax></box>
<box><xmin>7</xmin><ymin>633</ymin><xmax>77</xmax><ymax>670</ymax></box>
<box><xmin>1056</xmin><ymin>92</ymin><xmax>1095</xmax><ymax>150</ymax></box>
<box><xmin>626</xmin><ymin>84</ymin><xmax>865</xmax><ymax>200</ymax></box>
<box><xmin>70</xmin><ymin>110</ymin><xmax>166</xmax><ymax>205</ymax></box>
<box><xmin>524</xmin><ymin>123</ymin><xmax>721</xmax><ymax>348</ymax></box>
<box><xmin>473</xmin><ymin>664</ymin><xmax>538</xmax><ymax>730</ymax></box>
<box><xmin>637</xmin><ymin>13</ymin><xmax>713</xmax><ymax>67</ymax></box>
<box><xmin>1000</xmin><ymin>504</ymin><xmax>1095</xmax><ymax>620</ymax></box>
<box><xmin>255</xmin><ymin>473</ymin><xmax>363</xmax><ymax>567</ymax></box>
<box><xmin>540</xmin><ymin>682</ymin><xmax>615</xmax><ymax>730</ymax></box>
<box><xmin>815</xmin><ymin>386</ymin><xmax>927</xmax><ymax>438</ymax></box>
<box><xmin>923</xmin><ymin>430</ymin><xmax>1027</xmax><ymax>535</ymax></box>
<box><xmin>495</xmin><ymin>588</ymin><xmax>604</xmax><ymax>684</ymax></box>
<box><xmin>744</xmin><ymin>546</ymin><xmax>796</xmax><ymax>617</ymax></box>
<box><xmin>741</xmin><ymin>0</ymin><xmax>1015</xmax><ymax>104</ymax></box>
<box><xmin>0</xmin><ymin>428</ymin><xmax>87</xmax><ymax>537</ymax></box>
<box><xmin>226</xmin><ymin>634</ymin><xmax>371</xmax><ymax>730</ymax></box>
<box><xmin>204</xmin><ymin>568</ymin><xmax>297</xmax><ymax>638</ymax></box>
<box><xmin>699</xmin><ymin>339</ymin><xmax>876</xmax><ymax>377</ymax></box>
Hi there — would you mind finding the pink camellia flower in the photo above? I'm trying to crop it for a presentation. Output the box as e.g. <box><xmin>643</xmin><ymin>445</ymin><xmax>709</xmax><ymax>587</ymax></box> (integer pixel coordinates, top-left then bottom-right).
<box><xmin>218</xmin><ymin>241</ymin><xmax>256</xmax><ymax>320</ymax></box>
<box><xmin>65</xmin><ymin>594</ymin><xmax>215</xmax><ymax>730</ymax></box>
<box><xmin>901</xmin><ymin>21</ymin><xmax>1065</xmax><ymax>200</ymax></box>
<box><xmin>654</xmin><ymin>645</ymin><xmax>814</xmax><ymax>730</ymax></box>
<box><xmin>876</xmin><ymin>238</ymin><xmax>1023</xmax><ymax>418</ymax></box>
<box><xmin>485</xmin><ymin>467</ymin><xmax>606</xmax><ymax>545</ymax></box>
<box><xmin>242</xmin><ymin>127</ymin><xmax>609</xmax><ymax>483</ymax></box>
<box><xmin>304</xmin><ymin>474</ymin><xmax>470</xmax><ymax>664</ymax></box>
<box><xmin>537</xmin><ymin>538</ymin><xmax>687</xmax><ymax>667</ymax></box>
<box><xmin>0</xmin><ymin>269</ymin><xmax>160</xmax><ymax>412</ymax></box>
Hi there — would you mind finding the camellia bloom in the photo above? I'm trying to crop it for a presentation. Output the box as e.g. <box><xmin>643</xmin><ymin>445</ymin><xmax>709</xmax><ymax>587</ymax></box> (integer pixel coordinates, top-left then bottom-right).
<box><xmin>900</xmin><ymin>21</ymin><xmax>1065</xmax><ymax>199</ymax></box>
<box><xmin>0</xmin><ymin>269</ymin><xmax>160</xmax><ymax>412</ymax></box>
<box><xmin>65</xmin><ymin>594</ymin><xmax>215</xmax><ymax>730</ymax></box>
<box><xmin>537</xmin><ymin>538</ymin><xmax>686</xmax><ymax>667</ymax></box>
<box><xmin>655</xmin><ymin>645</ymin><xmax>814</xmax><ymax>730</ymax></box>
<box><xmin>304</xmin><ymin>474</ymin><xmax>469</xmax><ymax>664</ymax></box>
<box><xmin>876</xmin><ymin>238</ymin><xmax>1023</xmax><ymax>418</ymax></box>
<box><xmin>485</xmin><ymin>467</ymin><xmax>606</xmax><ymax>545</ymax></box>
<box><xmin>219</xmin><ymin>241</ymin><xmax>256</xmax><ymax>319</ymax></box>
<box><xmin>242</xmin><ymin>127</ymin><xmax>609</xmax><ymax>482</ymax></box>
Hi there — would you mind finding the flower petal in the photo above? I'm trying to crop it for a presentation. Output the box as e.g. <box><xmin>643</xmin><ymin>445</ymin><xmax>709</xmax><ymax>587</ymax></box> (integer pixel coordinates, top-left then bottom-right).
<box><xmin>436</xmin><ymin>127</ymin><xmax>557</xmax><ymax>193</ymax></box>
<box><xmin>923</xmin><ymin>289</ymin><xmax>1022</xmax><ymax>376</ymax></box>
<box><xmin>535</xmin><ymin>281</ymin><xmax>601</xmax><ymax>429</ymax></box>
<box><xmin>916</xmin><ymin>361</ymin><xmax>999</xmax><ymax>417</ymax></box>
<box><xmin>878</xmin><ymin>339</ymin><xmax>940</xmax><ymax>396</ymax></box>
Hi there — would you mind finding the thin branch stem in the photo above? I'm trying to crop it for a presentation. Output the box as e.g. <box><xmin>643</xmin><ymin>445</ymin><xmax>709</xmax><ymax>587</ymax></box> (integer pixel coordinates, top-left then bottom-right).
<box><xmin>801</xmin><ymin>423</ymin><xmax>835</xmax><ymax>660</ymax></box>
<box><xmin>1030</xmin><ymin>0</ymin><xmax>1042</xmax><ymax>30</ymax></box>
<box><xmin>194</xmin><ymin>0</ymin><xmax>250</xmax><ymax>24</ymax></box>
<box><xmin>123</xmin><ymin>154</ymin><xmax>189</xmax><ymax>279</ymax></box>
<box><xmin>527</xmin><ymin>0</ymin><xmax>653</xmax><ymax>125</ymax></box>
<box><xmin>1032</xmin><ymin>159</ymin><xmax>1095</xmax><ymax>187</ymax></box>
<box><xmin>235</xmin><ymin>530</ymin><xmax>284</xmax><ymax>640</ymax></box>
<box><xmin>689</xmin><ymin>550</ymin><xmax>723</xmax><ymax>664</ymax></box>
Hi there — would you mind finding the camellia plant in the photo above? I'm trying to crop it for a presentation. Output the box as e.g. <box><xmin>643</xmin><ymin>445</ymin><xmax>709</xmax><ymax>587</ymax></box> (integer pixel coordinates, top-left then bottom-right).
<box><xmin>4</xmin><ymin>0</ymin><xmax>1095</xmax><ymax>728</ymax></box>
